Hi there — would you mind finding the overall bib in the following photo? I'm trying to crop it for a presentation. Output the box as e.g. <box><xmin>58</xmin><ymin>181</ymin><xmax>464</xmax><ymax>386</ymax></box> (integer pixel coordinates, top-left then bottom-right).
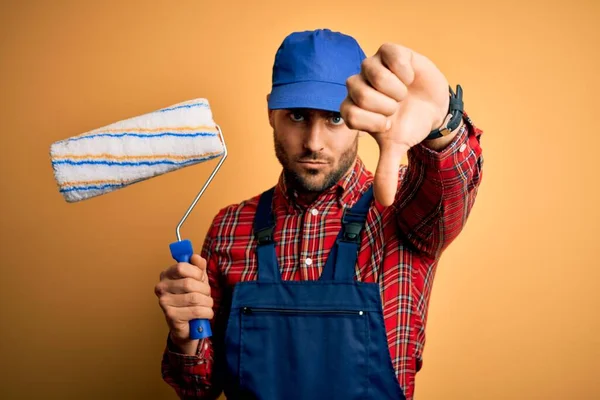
<box><xmin>223</xmin><ymin>186</ymin><xmax>406</xmax><ymax>400</ymax></box>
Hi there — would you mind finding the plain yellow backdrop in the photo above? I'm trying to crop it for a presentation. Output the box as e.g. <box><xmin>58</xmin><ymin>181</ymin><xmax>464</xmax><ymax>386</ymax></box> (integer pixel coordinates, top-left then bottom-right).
<box><xmin>1</xmin><ymin>0</ymin><xmax>599</xmax><ymax>399</ymax></box>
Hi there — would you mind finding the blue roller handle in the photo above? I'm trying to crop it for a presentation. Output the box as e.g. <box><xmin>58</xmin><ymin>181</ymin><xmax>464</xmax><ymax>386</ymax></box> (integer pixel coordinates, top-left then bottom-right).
<box><xmin>169</xmin><ymin>239</ymin><xmax>212</xmax><ymax>340</ymax></box>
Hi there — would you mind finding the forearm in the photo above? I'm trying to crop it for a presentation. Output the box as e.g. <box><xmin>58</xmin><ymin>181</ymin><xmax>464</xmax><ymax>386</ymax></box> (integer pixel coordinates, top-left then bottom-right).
<box><xmin>161</xmin><ymin>335</ymin><xmax>220</xmax><ymax>400</ymax></box>
<box><xmin>161</xmin><ymin>226</ymin><xmax>225</xmax><ymax>399</ymax></box>
<box><xmin>395</xmin><ymin>115</ymin><xmax>483</xmax><ymax>258</ymax></box>
<box><xmin>161</xmin><ymin>293</ymin><xmax>224</xmax><ymax>399</ymax></box>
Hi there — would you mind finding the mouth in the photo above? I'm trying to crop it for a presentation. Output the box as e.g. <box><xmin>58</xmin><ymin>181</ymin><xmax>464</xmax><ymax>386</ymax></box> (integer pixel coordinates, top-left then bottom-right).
<box><xmin>298</xmin><ymin>159</ymin><xmax>328</xmax><ymax>165</ymax></box>
<box><xmin>298</xmin><ymin>161</ymin><xmax>328</xmax><ymax>169</ymax></box>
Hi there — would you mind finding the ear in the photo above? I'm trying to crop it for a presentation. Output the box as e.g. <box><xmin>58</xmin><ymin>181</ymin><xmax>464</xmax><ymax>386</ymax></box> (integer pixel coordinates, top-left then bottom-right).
<box><xmin>267</xmin><ymin>94</ymin><xmax>275</xmax><ymax>128</ymax></box>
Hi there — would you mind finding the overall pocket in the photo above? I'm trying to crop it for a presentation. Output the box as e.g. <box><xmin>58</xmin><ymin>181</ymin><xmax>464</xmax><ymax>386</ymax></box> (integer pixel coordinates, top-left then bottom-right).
<box><xmin>239</xmin><ymin>306</ymin><xmax>368</xmax><ymax>400</ymax></box>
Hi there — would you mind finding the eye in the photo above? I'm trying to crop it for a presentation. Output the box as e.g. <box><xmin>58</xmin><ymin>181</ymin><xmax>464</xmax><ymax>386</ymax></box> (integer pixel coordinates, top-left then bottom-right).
<box><xmin>329</xmin><ymin>114</ymin><xmax>344</xmax><ymax>126</ymax></box>
<box><xmin>289</xmin><ymin>112</ymin><xmax>305</xmax><ymax>122</ymax></box>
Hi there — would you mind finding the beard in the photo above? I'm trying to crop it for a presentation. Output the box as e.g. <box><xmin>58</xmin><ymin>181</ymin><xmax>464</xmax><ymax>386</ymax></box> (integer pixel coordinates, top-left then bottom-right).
<box><xmin>274</xmin><ymin>130</ymin><xmax>358</xmax><ymax>193</ymax></box>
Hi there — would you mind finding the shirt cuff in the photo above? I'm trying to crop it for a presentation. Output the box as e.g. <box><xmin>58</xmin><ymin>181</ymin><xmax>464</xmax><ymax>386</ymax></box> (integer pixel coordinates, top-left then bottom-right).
<box><xmin>407</xmin><ymin>115</ymin><xmax>482</xmax><ymax>183</ymax></box>
<box><xmin>165</xmin><ymin>335</ymin><xmax>210</xmax><ymax>370</ymax></box>
<box><xmin>411</xmin><ymin>118</ymin><xmax>469</xmax><ymax>162</ymax></box>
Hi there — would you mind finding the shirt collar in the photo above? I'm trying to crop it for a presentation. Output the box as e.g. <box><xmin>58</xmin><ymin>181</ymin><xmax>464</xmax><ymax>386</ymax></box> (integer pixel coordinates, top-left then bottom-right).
<box><xmin>274</xmin><ymin>157</ymin><xmax>373</xmax><ymax>214</ymax></box>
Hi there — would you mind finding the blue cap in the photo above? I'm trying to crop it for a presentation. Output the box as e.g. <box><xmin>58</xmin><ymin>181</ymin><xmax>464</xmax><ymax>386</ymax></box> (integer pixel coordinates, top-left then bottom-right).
<box><xmin>268</xmin><ymin>29</ymin><xmax>367</xmax><ymax>113</ymax></box>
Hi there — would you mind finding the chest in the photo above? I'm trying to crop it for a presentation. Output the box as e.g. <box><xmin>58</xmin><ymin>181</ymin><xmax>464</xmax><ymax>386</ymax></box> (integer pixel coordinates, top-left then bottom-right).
<box><xmin>216</xmin><ymin>205</ymin><xmax>410</xmax><ymax>286</ymax></box>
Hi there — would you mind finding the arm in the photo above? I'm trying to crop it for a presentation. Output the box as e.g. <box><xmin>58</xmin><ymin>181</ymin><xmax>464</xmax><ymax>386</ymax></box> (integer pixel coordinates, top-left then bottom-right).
<box><xmin>160</xmin><ymin>219</ymin><xmax>225</xmax><ymax>399</ymax></box>
<box><xmin>394</xmin><ymin>113</ymin><xmax>484</xmax><ymax>259</ymax></box>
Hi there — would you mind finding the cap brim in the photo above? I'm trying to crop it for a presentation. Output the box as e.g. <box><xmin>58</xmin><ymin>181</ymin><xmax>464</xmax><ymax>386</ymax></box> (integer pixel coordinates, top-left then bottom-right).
<box><xmin>268</xmin><ymin>81</ymin><xmax>348</xmax><ymax>113</ymax></box>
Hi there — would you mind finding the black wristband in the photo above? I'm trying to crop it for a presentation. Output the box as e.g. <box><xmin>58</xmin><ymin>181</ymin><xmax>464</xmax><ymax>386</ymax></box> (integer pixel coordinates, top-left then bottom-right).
<box><xmin>425</xmin><ymin>84</ymin><xmax>464</xmax><ymax>140</ymax></box>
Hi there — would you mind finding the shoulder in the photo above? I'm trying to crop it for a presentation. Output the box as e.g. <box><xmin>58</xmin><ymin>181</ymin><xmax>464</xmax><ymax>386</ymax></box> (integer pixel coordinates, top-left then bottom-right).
<box><xmin>206</xmin><ymin>186</ymin><xmax>274</xmax><ymax>236</ymax></box>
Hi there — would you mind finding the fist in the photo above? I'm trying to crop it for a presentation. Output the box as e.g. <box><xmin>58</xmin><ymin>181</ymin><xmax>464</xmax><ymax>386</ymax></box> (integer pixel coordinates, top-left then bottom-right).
<box><xmin>341</xmin><ymin>43</ymin><xmax>450</xmax><ymax>206</ymax></box>
<box><xmin>155</xmin><ymin>254</ymin><xmax>214</xmax><ymax>346</ymax></box>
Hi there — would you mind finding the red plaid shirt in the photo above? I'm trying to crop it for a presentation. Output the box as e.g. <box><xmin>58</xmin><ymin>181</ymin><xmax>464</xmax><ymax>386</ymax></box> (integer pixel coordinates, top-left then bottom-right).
<box><xmin>162</xmin><ymin>115</ymin><xmax>484</xmax><ymax>400</ymax></box>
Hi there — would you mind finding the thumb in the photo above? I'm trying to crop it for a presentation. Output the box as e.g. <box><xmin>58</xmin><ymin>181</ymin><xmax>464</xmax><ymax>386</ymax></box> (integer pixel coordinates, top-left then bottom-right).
<box><xmin>373</xmin><ymin>141</ymin><xmax>406</xmax><ymax>207</ymax></box>
<box><xmin>190</xmin><ymin>253</ymin><xmax>207</xmax><ymax>271</ymax></box>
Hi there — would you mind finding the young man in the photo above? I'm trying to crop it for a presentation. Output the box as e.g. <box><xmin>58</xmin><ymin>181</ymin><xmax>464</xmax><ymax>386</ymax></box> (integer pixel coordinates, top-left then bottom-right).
<box><xmin>155</xmin><ymin>28</ymin><xmax>484</xmax><ymax>400</ymax></box>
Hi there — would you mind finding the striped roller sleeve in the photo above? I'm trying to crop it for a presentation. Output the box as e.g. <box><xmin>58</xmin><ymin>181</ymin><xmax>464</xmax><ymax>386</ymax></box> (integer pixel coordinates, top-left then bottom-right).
<box><xmin>49</xmin><ymin>98</ymin><xmax>225</xmax><ymax>203</ymax></box>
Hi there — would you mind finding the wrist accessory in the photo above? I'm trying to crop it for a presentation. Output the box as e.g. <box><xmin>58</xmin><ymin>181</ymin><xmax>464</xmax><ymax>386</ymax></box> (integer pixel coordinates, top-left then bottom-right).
<box><xmin>426</xmin><ymin>84</ymin><xmax>464</xmax><ymax>140</ymax></box>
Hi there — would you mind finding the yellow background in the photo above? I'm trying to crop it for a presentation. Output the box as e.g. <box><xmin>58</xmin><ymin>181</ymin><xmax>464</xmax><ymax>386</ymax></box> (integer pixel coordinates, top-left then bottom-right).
<box><xmin>1</xmin><ymin>0</ymin><xmax>599</xmax><ymax>399</ymax></box>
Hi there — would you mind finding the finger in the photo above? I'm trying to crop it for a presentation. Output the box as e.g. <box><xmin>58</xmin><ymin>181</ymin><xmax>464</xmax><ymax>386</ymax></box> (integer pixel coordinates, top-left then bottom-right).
<box><xmin>373</xmin><ymin>142</ymin><xmax>407</xmax><ymax>207</ymax></box>
<box><xmin>378</xmin><ymin>43</ymin><xmax>415</xmax><ymax>87</ymax></box>
<box><xmin>190</xmin><ymin>254</ymin><xmax>208</xmax><ymax>283</ymax></box>
<box><xmin>163</xmin><ymin>262</ymin><xmax>203</xmax><ymax>281</ymax></box>
<box><xmin>159</xmin><ymin>291</ymin><xmax>214</xmax><ymax>309</ymax></box>
<box><xmin>158</xmin><ymin>277</ymin><xmax>210</xmax><ymax>296</ymax></box>
<box><xmin>361</xmin><ymin>55</ymin><xmax>408</xmax><ymax>102</ymax></box>
<box><xmin>190</xmin><ymin>254</ymin><xmax>207</xmax><ymax>272</ymax></box>
<box><xmin>340</xmin><ymin>97</ymin><xmax>390</xmax><ymax>133</ymax></box>
<box><xmin>347</xmin><ymin>74</ymin><xmax>398</xmax><ymax>116</ymax></box>
<box><xmin>165</xmin><ymin>304</ymin><xmax>215</xmax><ymax>323</ymax></box>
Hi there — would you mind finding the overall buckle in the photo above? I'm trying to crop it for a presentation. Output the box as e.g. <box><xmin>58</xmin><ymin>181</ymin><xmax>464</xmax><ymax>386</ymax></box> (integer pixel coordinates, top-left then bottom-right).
<box><xmin>255</xmin><ymin>226</ymin><xmax>274</xmax><ymax>245</ymax></box>
<box><xmin>341</xmin><ymin>221</ymin><xmax>363</xmax><ymax>244</ymax></box>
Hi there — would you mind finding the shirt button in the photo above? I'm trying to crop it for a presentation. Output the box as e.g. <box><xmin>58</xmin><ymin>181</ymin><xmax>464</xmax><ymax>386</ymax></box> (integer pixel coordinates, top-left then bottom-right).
<box><xmin>459</xmin><ymin>143</ymin><xmax>467</xmax><ymax>152</ymax></box>
<box><xmin>310</xmin><ymin>208</ymin><xmax>318</xmax><ymax>216</ymax></box>
<box><xmin>305</xmin><ymin>258</ymin><xmax>313</xmax><ymax>266</ymax></box>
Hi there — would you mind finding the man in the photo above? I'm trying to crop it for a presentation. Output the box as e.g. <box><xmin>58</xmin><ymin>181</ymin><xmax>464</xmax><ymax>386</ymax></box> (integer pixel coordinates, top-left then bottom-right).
<box><xmin>155</xmin><ymin>28</ymin><xmax>484</xmax><ymax>400</ymax></box>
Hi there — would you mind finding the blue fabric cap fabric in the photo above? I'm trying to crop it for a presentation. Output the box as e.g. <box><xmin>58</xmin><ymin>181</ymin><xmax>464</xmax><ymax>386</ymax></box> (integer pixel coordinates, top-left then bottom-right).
<box><xmin>268</xmin><ymin>29</ymin><xmax>367</xmax><ymax>113</ymax></box>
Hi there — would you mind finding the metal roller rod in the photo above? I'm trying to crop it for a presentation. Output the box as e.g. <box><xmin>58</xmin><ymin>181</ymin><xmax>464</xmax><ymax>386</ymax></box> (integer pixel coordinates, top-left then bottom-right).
<box><xmin>175</xmin><ymin>124</ymin><xmax>228</xmax><ymax>242</ymax></box>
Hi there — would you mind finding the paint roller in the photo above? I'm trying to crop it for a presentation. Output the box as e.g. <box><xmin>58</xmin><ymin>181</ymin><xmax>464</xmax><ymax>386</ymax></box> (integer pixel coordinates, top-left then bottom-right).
<box><xmin>49</xmin><ymin>98</ymin><xmax>228</xmax><ymax>340</ymax></box>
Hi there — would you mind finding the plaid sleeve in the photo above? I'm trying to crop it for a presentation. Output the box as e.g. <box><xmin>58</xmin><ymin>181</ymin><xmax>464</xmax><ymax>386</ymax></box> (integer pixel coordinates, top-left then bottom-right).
<box><xmin>160</xmin><ymin>215</ymin><xmax>224</xmax><ymax>400</ymax></box>
<box><xmin>394</xmin><ymin>113</ymin><xmax>484</xmax><ymax>259</ymax></box>
<box><xmin>161</xmin><ymin>336</ymin><xmax>218</xmax><ymax>399</ymax></box>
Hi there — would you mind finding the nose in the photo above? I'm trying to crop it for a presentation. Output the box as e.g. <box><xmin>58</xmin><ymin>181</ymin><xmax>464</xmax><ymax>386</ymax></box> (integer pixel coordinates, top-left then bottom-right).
<box><xmin>303</xmin><ymin>120</ymin><xmax>326</xmax><ymax>153</ymax></box>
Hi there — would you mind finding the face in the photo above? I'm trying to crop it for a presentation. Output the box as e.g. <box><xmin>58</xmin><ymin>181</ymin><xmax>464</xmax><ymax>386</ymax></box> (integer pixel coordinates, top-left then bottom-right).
<box><xmin>269</xmin><ymin>106</ymin><xmax>359</xmax><ymax>194</ymax></box>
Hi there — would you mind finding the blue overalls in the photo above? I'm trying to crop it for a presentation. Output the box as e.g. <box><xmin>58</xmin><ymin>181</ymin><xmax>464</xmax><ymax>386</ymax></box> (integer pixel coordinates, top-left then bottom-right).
<box><xmin>223</xmin><ymin>185</ymin><xmax>406</xmax><ymax>400</ymax></box>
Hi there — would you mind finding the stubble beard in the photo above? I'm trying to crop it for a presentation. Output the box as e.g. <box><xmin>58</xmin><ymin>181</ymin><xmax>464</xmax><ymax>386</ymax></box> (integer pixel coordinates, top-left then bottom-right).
<box><xmin>273</xmin><ymin>130</ymin><xmax>358</xmax><ymax>194</ymax></box>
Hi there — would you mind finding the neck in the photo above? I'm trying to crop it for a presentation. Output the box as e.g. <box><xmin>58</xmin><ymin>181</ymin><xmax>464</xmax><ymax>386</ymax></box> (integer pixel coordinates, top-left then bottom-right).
<box><xmin>288</xmin><ymin>158</ymin><xmax>358</xmax><ymax>206</ymax></box>
<box><xmin>296</xmin><ymin>191</ymin><xmax>320</xmax><ymax>205</ymax></box>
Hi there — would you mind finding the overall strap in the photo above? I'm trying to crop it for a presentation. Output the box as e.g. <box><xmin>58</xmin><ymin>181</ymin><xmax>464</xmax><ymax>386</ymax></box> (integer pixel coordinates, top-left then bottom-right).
<box><xmin>320</xmin><ymin>185</ymin><xmax>374</xmax><ymax>282</ymax></box>
<box><xmin>253</xmin><ymin>186</ymin><xmax>280</xmax><ymax>282</ymax></box>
